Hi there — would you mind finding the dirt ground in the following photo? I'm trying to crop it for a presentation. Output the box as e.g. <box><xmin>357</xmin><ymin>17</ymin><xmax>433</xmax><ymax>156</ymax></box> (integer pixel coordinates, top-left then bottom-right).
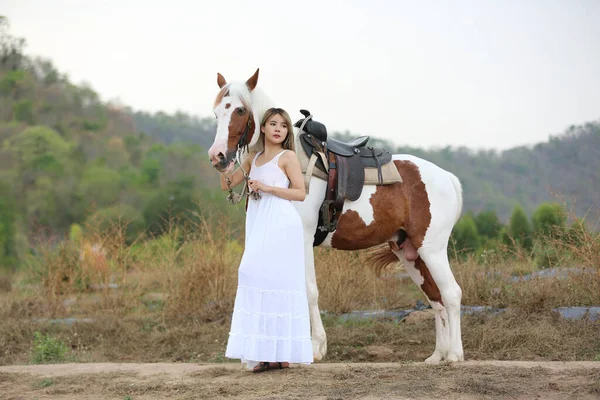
<box><xmin>1</xmin><ymin>361</ymin><xmax>599</xmax><ymax>399</ymax></box>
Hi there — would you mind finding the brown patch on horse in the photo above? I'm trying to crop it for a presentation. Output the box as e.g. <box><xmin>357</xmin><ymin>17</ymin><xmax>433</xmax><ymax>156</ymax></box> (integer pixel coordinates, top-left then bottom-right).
<box><xmin>415</xmin><ymin>257</ymin><xmax>443</xmax><ymax>304</ymax></box>
<box><xmin>226</xmin><ymin>111</ymin><xmax>255</xmax><ymax>152</ymax></box>
<box><xmin>225</xmin><ymin>103</ymin><xmax>231</xmax><ymax>109</ymax></box>
<box><xmin>335</xmin><ymin>159</ymin><xmax>432</xmax><ymax>276</ymax></box>
<box><xmin>393</xmin><ymin>160</ymin><xmax>432</xmax><ymax>248</ymax></box>
<box><xmin>331</xmin><ymin>206</ymin><xmax>402</xmax><ymax>250</ymax></box>
<box><xmin>213</xmin><ymin>87</ymin><xmax>230</xmax><ymax>108</ymax></box>
<box><xmin>331</xmin><ymin>160</ymin><xmax>431</xmax><ymax>250</ymax></box>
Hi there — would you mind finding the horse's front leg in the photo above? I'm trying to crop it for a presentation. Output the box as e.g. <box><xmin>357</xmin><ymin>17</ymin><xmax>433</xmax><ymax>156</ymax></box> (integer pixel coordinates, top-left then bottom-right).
<box><xmin>303</xmin><ymin>229</ymin><xmax>327</xmax><ymax>361</ymax></box>
<box><xmin>294</xmin><ymin>177</ymin><xmax>328</xmax><ymax>361</ymax></box>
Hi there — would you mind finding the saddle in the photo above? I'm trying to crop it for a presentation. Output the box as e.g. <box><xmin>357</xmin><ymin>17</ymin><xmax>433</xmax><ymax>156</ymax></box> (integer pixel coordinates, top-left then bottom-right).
<box><xmin>294</xmin><ymin>110</ymin><xmax>401</xmax><ymax>245</ymax></box>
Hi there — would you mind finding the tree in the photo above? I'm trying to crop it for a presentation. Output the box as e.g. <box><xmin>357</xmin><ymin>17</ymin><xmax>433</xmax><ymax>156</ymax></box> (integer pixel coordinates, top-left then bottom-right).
<box><xmin>474</xmin><ymin>210</ymin><xmax>502</xmax><ymax>239</ymax></box>
<box><xmin>142</xmin><ymin>178</ymin><xmax>200</xmax><ymax>236</ymax></box>
<box><xmin>13</xmin><ymin>99</ymin><xmax>35</xmax><ymax>124</ymax></box>
<box><xmin>85</xmin><ymin>205</ymin><xmax>145</xmax><ymax>244</ymax></box>
<box><xmin>4</xmin><ymin>126</ymin><xmax>73</xmax><ymax>223</ymax></box>
<box><xmin>508</xmin><ymin>205</ymin><xmax>532</xmax><ymax>250</ymax></box>
<box><xmin>532</xmin><ymin>202</ymin><xmax>566</xmax><ymax>237</ymax></box>
<box><xmin>0</xmin><ymin>16</ymin><xmax>26</xmax><ymax>71</ymax></box>
<box><xmin>0</xmin><ymin>180</ymin><xmax>17</xmax><ymax>269</ymax></box>
<box><xmin>4</xmin><ymin>126</ymin><xmax>71</xmax><ymax>175</ymax></box>
<box><xmin>76</xmin><ymin>165</ymin><xmax>123</xmax><ymax>210</ymax></box>
<box><xmin>451</xmin><ymin>214</ymin><xmax>480</xmax><ymax>254</ymax></box>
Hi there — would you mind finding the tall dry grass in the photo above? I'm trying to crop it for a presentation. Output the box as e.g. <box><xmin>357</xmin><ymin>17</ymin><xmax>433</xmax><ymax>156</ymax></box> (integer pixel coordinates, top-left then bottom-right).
<box><xmin>0</xmin><ymin>210</ymin><xmax>599</xmax><ymax>364</ymax></box>
<box><xmin>2</xmin><ymin>211</ymin><xmax>599</xmax><ymax>321</ymax></box>
<box><xmin>455</xmin><ymin>212</ymin><xmax>600</xmax><ymax>310</ymax></box>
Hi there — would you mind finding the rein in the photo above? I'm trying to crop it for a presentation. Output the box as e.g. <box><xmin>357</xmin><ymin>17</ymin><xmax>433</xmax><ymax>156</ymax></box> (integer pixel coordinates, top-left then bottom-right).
<box><xmin>224</xmin><ymin>116</ymin><xmax>261</xmax><ymax>206</ymax></box>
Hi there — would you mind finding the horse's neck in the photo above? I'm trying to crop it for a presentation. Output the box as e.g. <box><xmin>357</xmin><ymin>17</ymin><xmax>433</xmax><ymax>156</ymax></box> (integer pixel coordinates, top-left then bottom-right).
<box><xmin>248</xmin><ymin>133</ymin><xmax>264</xmax><ymax>155</ymax></box>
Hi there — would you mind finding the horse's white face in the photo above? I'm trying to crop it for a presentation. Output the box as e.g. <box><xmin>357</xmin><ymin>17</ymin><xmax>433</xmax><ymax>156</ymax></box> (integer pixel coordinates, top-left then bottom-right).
<box><xmin>208</xmin><ymin>69</ymin><xmax>260</xmax><ymax>174</ymax></box>
<box><xmin>209</xmin><ymin>94</ymin><xmax>250</xmax><ymax>174</ymax></box>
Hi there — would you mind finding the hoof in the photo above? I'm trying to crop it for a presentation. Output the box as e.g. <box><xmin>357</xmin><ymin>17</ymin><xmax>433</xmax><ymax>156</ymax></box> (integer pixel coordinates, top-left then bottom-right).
<box><xmin>312</xmin><ymin>336</ymin><xmax>327</xmax><ymax>361</ymax></box>
<box><xmin>446</xmin><ymin>352</ymin><xmax>464</xmax><ymax>362</ymax></box>
<box><xmin>424</xmin><ymin>351</ymin><xmax>445</xmax><ymax>365</ymax></box>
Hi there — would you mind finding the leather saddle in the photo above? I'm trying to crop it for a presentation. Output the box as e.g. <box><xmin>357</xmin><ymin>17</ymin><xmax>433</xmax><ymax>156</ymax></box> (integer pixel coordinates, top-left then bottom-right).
<box><xmin>294</xmin><ymin>110</ymin><xmax>393</xmax><ymax>245</ymax></box>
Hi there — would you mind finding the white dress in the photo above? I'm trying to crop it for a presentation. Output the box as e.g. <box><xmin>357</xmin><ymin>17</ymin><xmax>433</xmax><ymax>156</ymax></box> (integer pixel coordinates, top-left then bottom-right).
<box><xmin>225</xmin><ymin>150</ymin><xmax>313</xmax><ymax>369</ymax></box>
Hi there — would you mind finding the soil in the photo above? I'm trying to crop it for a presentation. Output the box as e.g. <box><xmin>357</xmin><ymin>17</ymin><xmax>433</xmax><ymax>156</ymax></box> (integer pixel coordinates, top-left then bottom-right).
<box><xmin>1</xmin><ymin>361</ymin><xmax>599</xmax><ymax>399</ymax></box>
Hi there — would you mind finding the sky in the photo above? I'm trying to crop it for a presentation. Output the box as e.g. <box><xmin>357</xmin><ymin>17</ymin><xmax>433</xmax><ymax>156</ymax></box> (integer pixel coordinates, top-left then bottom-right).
<box><xmin>4</xmin><ymin>0</ymin><xmax>600</xmax><ymax>150</ymax></box>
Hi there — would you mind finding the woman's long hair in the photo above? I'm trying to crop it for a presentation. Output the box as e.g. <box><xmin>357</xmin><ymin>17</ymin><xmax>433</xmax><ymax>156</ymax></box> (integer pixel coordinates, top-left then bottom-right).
<box><xmin>260</xmin><ymin>108</ymin><xmax>296</xmax><ymax>152</ymax></box>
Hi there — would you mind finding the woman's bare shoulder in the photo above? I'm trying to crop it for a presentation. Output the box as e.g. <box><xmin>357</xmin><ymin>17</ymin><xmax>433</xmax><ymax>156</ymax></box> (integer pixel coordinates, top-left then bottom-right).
<box><xmin>280</xmin><ymin>150</ymin><xmax>300</xmax><ymax>166</ymax></box>
<box><xmin>281</xmin><ymin>149</ymin><xmax>297</xmax><ymax>159</ymax></box>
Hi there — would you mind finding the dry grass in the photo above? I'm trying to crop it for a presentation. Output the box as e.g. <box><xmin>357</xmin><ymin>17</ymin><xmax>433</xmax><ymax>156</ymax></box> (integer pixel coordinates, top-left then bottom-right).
<box><xmin>0</xmin><ymin>213</ymin><xmax>599</xmax><ymax>365</ymax></box>
<box><xmin>314</xmin><ymin>248</ymin><xmax>419</xmax><ymax>313</ymax></box>
<box><xmin>455</xmin><ymin>229</ymin><xmax>600</xmax><ymax>310</ymax></box>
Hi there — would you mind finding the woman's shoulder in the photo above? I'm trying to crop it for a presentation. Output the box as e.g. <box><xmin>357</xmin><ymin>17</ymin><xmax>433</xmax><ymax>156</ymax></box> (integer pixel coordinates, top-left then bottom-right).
<box><xmin>280</xmin><ymin>149</ymin><xmax>299</xmax><ymax>164</ymax></box>
<box><xmin>281</xmin><ymin>149</ymin><xmax>297</xmax><ymax>157</ymax></box>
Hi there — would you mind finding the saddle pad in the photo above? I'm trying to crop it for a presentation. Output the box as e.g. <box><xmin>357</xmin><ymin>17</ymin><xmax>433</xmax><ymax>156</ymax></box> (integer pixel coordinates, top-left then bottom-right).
<box><xmin>297</xmin><ymin>139</ymin><xmax>402</xmax><ymax>187</ymax></box>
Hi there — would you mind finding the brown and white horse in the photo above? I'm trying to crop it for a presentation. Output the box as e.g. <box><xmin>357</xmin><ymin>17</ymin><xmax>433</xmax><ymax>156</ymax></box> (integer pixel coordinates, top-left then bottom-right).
<box><xmin>208</xmin><ymin>69</ymin><xmax>465</xmax><ymax>364</ymax></box>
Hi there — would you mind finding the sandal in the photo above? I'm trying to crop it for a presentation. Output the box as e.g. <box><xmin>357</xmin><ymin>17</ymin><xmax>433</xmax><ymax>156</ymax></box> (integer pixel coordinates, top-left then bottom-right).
<box><xmin>252</xmin><ymin>362</ymin><xmax>289</xmax><ymax>373</ymax></box>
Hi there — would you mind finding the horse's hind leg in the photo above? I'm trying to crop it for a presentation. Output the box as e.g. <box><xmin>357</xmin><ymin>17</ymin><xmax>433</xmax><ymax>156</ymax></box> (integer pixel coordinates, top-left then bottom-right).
<box><xmin>418</xmin><ymin>247</ymin><xmax>464</xmax><ymax>362</ymax></box>
<box><xmin>391</xmin><ymin>248</ymin><xmax>451</xmax><ymax>363</ymax></box>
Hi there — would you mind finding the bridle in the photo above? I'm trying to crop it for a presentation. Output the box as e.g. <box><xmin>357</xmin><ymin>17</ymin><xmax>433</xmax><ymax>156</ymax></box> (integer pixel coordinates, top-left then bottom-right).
<box><xmin>223</xmin><ymin>114</ymin><xmax>261</xmax><ymax>205</ymax></box>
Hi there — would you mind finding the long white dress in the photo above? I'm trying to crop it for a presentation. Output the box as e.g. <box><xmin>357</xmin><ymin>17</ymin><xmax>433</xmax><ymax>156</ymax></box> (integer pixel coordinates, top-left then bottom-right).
<box><xmin>225</xmin><ymin>150</ymin><xmax>313</xmax><ymax>369</ymax></box>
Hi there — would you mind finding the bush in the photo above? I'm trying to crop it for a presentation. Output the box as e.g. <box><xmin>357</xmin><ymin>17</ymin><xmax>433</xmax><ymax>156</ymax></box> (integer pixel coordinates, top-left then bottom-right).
<box><xmin>30</xmin><ymin>332</ymin><xmax>69</xmax><ymax>364</ymax></box>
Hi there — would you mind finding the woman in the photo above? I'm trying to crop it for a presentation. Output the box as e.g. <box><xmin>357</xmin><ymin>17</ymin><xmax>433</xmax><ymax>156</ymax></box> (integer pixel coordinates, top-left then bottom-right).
<box><xmin>221</xmin><ymin>107</ymin><xmax>313</xmax><ymax>372</ymax></box>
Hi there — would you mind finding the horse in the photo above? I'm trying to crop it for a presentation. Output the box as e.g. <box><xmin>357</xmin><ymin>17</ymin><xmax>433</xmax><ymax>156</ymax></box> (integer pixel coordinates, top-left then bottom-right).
<box><xmin>207</xmin><ymin>69</ymin><xmax>465</xmax><ymax>364</ymax></box>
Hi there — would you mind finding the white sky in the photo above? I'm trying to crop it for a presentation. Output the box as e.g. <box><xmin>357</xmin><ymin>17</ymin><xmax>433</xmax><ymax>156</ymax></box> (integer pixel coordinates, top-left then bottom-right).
<box><xmin>4</xmin><ymin>0</ymin><xmax>600</xmax><ymax>150</ymax></box>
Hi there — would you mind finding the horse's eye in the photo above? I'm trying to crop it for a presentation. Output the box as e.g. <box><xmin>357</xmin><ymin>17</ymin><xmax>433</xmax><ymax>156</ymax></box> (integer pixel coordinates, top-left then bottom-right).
<box><xmin>237</xmin><ymin>107</ymin><xmax>246</xmax><ymax>115</ymax></box>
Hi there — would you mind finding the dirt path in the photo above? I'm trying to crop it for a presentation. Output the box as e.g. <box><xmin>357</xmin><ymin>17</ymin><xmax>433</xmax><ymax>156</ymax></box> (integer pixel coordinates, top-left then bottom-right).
<box><xmin>1</xmin><ymin>361</ymin><xmax>599</xmax><ymax>399</ymax></box>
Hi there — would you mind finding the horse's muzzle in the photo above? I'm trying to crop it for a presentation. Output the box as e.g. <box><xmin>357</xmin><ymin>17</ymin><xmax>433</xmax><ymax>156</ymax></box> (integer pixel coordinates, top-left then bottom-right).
<box><xmin>212</xmin><ymin>151</ymin><xmax>236</xmax><ymax>173</ymax></box>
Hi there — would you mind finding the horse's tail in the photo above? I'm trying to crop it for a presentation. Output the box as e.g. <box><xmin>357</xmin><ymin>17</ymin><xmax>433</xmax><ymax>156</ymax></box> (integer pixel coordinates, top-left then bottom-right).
<box><xmin>363</xmin><ymin>243</ymin><xmax>400</xmax><ymax>277</ymax></box>
<box><xmin>448</xmin><ymin>172</ymin><xmax>463</xmax><ymax>225</ymax></box>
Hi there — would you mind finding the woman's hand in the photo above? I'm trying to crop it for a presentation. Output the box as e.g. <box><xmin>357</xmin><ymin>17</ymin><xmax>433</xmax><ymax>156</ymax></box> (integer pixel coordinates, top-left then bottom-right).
<box><xmin>248</xmin><ymin>179</ymin><xmax>272</xmax><ymax>194</ymax></box>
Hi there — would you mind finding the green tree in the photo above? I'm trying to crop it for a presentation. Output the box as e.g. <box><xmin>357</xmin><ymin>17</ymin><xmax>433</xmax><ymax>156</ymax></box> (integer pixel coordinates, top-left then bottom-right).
<box><xmin>532</xmin><ymin>202</ymin><xmax>566</xmax><ymax>237</ymax></box>
<box><xmin>451</xmin><ymin>214</ymin><xmax>480</xmax><ymax>254</ymax></box>
<box><xmin>0</xmin><ymin>16</ymin><xmax>26</xmax><ymax>71</ymax></box>
<box><xmin>13</xmin><ymin>99</ymin><xmax>35</xmax><ymax>124</ymax></box>
<box><xmin>0</xmin><ymin>181</ymin><xmax>17</xmax><ymax>269</ymax></box>
<box><xmin>85</xmin><ymin>205</ymin><xmax>145</xmax><ymax>244</ymax></box>
<box><xmin>4</xmin><ymin>125</ymin><xmax>71</xmax><ymax>175</ymax></box>
<box><xmin>142</xmin><ymin>178</ymin><xmax>200</xmax><ymax>236</ymax></box>
<box><xmin>76</xmin><ymin>165</ymin><xmax>122</xmax><ymax>210</ymax></box>
<box><xmin>508</xmin><ymin>204</ymin><xmax>532</xmax><ymax>250</ymax></box>
<box><xmin>140</xmin><ymin>158</ymin><xmax>161</xmax><ymax>185</ymax></box>
<box><xmin>0</xmin><ymin>69</ymin><xmax>29</xmax><ymax>96</ymax></box>
<box><xmin>474</xmin><ymin>210</ymin><xmax>502</xmax><ymax>239</ymax></box>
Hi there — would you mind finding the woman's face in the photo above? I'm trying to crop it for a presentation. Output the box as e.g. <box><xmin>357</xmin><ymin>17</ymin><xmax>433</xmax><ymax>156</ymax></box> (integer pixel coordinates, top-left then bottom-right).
<box><xmin>262</xmin><ymin>114</ymin><xmax>289</xmax><ymax>145</ymax></box>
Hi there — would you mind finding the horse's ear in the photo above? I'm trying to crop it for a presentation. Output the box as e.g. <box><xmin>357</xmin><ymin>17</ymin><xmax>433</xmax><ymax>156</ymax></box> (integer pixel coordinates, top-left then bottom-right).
<box><xmin>217</xmin><ymin>73</ymin><xmax>227</xmax><ymax>88</ymax></box>
<box><xmin>246</xmin><ymin>68</ymin><xmax>259</xmax><ymax>91</ymax></box>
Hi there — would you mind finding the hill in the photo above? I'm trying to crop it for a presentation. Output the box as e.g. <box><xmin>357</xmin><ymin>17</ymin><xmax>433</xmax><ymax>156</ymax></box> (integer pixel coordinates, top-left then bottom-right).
<box><xmin>1</xmin><ymin>16</ymin><xmax>598</xmax><ymax>270</ymax></box>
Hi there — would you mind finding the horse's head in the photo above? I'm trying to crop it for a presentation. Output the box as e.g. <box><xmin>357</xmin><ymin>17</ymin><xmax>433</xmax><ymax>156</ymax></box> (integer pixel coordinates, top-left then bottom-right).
<box><xmin>208</xmin><ymin>68</ymin><xmax>271</xmax><ymax>173</ymax></box>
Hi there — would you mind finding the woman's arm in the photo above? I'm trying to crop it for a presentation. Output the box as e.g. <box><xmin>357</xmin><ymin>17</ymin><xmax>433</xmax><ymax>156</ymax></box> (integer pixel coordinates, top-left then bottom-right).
<box><xmin>219</xmin><ymin>153</ymin><xmax>254</xmax><ymax>191</ymax></box>
<box><xmin>251</xmin><ymin>151</ymin><xmax>306</xmax><ymax>201</ymax></box>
